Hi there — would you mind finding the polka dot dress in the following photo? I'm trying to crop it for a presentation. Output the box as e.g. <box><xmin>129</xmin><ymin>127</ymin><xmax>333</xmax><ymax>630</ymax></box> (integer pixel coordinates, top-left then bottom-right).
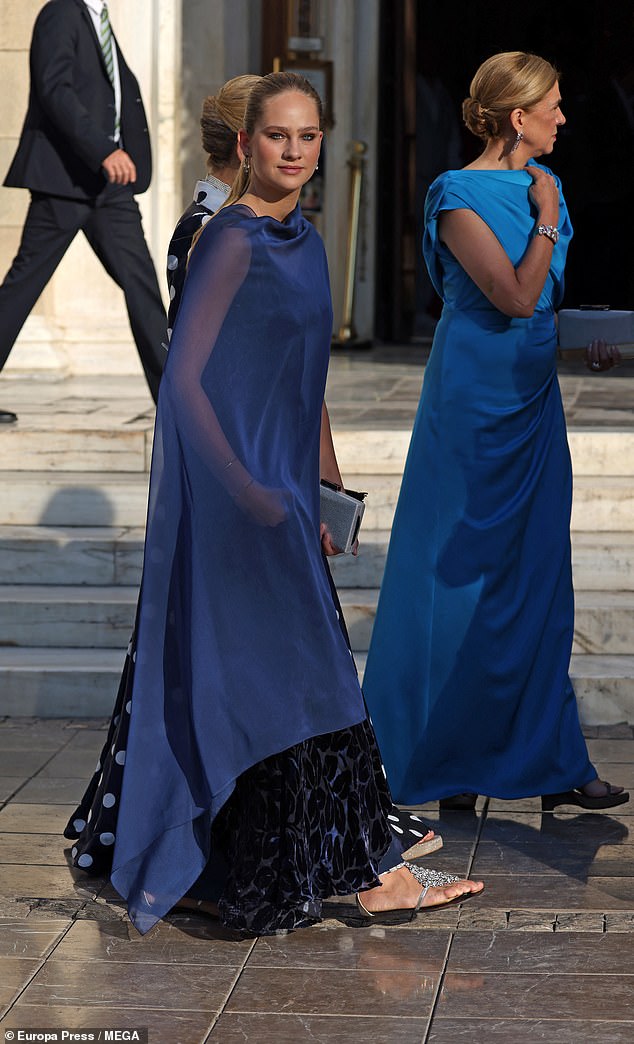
<box><xmin>64</xmin><ymin>630</ymin><xmax>135</xmax><ymax>875</ymax></box>
<box><xmin>165</xmin><ymin>179</ymin><xmax>229</xmax><ymax>340</ymax></box>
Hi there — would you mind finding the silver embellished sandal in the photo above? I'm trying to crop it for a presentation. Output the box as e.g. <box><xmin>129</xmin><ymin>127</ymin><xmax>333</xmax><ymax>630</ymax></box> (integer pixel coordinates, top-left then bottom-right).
<box><xmin>355</xmin><ymin>862</ymin><xmax>482</xmax><ymax>925</ymax></box>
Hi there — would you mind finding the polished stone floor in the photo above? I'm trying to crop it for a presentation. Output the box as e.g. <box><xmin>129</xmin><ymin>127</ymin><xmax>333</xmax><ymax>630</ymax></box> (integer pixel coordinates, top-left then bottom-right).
<box><xmin>0</xmin><ymin>717</ymin><xmax>632</xmax><ymax>1043</ymax></box>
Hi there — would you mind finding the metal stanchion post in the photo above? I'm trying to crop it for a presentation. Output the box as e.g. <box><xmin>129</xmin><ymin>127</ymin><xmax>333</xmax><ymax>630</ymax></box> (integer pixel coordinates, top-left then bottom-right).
<box><xmin>332</xmin><ymin>140</ymin><xmax>371</xmax><ymax>348</ymax></box>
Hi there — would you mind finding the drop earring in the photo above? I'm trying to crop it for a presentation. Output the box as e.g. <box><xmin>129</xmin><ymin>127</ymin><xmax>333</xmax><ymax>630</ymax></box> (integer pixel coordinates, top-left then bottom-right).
<box><xmin>511</xmin><ymin>131</ymin><xmax>523</xmax><ymax>153</ymax></box>
<box><xmin>243</xmin><ymin>156</ymin><xmax>251</xmax><ymax>174</ymax></box>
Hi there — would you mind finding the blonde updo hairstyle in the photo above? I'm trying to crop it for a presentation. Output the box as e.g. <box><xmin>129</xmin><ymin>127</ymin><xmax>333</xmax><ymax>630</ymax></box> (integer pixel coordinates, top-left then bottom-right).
<box><xmin>220</xmin><ymin>71</ymin><xmax>323</xmax><ymax>210</ymax></box>
<box><xmin>200</xmin><ymin>74</ymin><xmax>262</xmax><ymax>172</ymax></box>
<box><xmin>462</xmin><ymin>51</ymin><xmax>559</xmax><ymax>141</ymax></box>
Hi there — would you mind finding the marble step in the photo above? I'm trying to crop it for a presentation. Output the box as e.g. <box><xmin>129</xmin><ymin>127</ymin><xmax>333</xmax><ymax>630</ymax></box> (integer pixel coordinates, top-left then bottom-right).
<box><xmin>353</xmin><ymin>652</ymin><xmax>634</xmax><ymax>727</ymax></box>
<box><xmin>331</xmin><ymin>530</ymin><xmax>634</xmax><ymax>591</ymax></box>
<box><xmin>0</xmin><ymin>423</ymin><xmax>151</xmax><ymax>473</ymax></box>
<box><xmin>1</xmin><ymin>469</ymin><xmax>634</xmax><ymax>530</ymax></box>
<box><xmin>2</xmin><ymin>579</ymin><xmax>634</xmax><ymax>655</ymax></box>
<box><xmin>572</xmin><ymin>532</ymin><xmax>634</xmax><ymax>592</ymax></box>
<box><xmin>570</xmin><ymin>654</ymin><xmax>634</xmax><ymax>725</ymax></box>
<box><xmin>3</xmin><ymin>423</ymin><xmax>634</xmax><ymax>476</ymax></box>
<box><xmin>0</xmin><ymin>648</ymin><xmax>122</xmax><ymax>717</ymax></box>
<box><xmin>1</xmin><ymin>646</ymin><xmax>632</xmax><ymax>722</ymax></box>
<box><xmin>1</xmin><ymin>525</ymin><xmax>634</xmax><ymax>594</ymax></box>
<box><xmin>573</xmin><ymin>591</ymin><xmax>634</xmax><ymax>655</ymax></box>
<box><xmin>0</xmin><ymin>472</ymin><xmax>150</xmax><ymax>527</ymax></box>
<box><xmin>336</xmin><ymin>589</ymin><xmax>634</xmax><ymax>657</ymax></box>
<box><xmin>0</xmin><ymin>525</ymin><xmax>144</xmax><ymax>586</ymax></box>
<box><xmin>0</xmin><ymin>586</ymin><xmax>137</xmax><ymax>648</ymax></box>
<box><xmin>346</xmin><ymin>474</ymin><xmax>634</xmax><ymax>531</ymax></box>
<box><xmin>333</xmin><ymin>429</ymin><xmax>634</xmax><ymax>477</ymax></box>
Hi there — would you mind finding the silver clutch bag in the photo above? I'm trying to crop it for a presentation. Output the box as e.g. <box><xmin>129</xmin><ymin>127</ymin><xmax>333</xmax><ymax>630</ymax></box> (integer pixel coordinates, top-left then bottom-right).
<box><xmin>558</xmin><ymin>307</ymin><xmax>634</xmax><ymax>358</ymax></box>
<box><xmin>319</xmin><ymin>481</ymin><xmax>366</xmax><ymax>554</ymax></box>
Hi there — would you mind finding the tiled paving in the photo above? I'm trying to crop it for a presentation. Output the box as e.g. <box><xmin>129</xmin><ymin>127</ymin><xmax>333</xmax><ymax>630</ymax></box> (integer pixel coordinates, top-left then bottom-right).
<box><xmin>0</xmin><ymin>718</ymin><xmax>632</xmax><ymax>1042</ymax></box>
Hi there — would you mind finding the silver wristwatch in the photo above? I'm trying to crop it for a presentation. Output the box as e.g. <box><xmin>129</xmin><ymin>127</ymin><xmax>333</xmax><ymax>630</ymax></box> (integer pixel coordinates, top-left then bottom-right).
<box><xmin>536</xmin><ymin>224</ymin><xmax>559</xmax><ymax>245</ymax></box>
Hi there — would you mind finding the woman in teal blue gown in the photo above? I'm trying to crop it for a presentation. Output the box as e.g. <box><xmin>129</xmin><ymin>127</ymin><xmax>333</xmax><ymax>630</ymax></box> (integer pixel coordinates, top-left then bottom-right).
<box><xmin>363</xmin><ymin>52</ymin><xmax>628</xmax><ymax>811</ymax></box>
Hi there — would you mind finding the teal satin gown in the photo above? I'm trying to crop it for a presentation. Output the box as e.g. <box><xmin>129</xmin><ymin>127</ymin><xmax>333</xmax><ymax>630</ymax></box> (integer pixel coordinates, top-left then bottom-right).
<box><xmin>363</xmin><ymin>163</ymin><xmax>596</xmax><ymax>804</ymax></box>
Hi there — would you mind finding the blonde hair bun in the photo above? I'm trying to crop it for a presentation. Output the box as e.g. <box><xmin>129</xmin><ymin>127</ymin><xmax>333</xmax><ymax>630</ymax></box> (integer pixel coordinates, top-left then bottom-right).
<box><xmin>463</xmin><ymin>51</ymin><xmax>559</xmax><ymax>142</ymax></box>
<box><xmin>200</xmin><ymin>74</ymin><xmax>262</xmax><ymax>168</ymax></box>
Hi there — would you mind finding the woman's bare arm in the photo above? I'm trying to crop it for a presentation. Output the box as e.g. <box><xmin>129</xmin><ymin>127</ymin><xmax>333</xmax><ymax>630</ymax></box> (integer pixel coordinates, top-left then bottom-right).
<box><xmin>320</xmin><ymin>401</ymin><xmax>344</xmax><ymax>489</ymax></box>
<box><xmin>439</xmin><ymin>165</ymin><xmax>560</xmax><ymax>319</ymax></box>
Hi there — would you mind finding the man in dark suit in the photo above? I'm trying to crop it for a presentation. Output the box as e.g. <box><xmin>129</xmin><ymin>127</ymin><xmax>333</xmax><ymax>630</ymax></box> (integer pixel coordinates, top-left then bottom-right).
<box><xmin>0</xmin><ymin>0</ymin><xmax>166</xmax><ymax>423</ymax></box>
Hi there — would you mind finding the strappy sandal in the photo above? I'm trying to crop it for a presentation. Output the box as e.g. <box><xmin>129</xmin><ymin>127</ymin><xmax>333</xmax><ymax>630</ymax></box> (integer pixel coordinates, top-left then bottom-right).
<box><xmin>542</xmin><ymin>781</ymin><xmax>630</xmax><ymax>812</ymax></box>
<box><xmin>355</xmin><ymin>862</ymin><xmax>483</xmax><ymax>926</ymax></box>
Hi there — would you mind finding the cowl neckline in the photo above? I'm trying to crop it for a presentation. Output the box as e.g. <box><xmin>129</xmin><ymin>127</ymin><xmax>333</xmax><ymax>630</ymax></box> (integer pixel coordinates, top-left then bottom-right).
<box><xmin>231</xmin><ymin>201</ymin><xmax>307</xmax><ymax>239</ymax></box>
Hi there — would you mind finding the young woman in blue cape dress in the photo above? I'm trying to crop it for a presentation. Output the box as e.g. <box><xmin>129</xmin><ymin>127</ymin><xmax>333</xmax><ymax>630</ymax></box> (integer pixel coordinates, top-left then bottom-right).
<box><xmin>64</xmin><ymin>72</ymin><xmax>483</xmax><ymax>934</ymax></box>
<box><xmin>65</xmin><ymin>72</ymin><xmax>446</xmax><ymax>906</ymax></box>
<box><xmin>363</xmin><ymin>52</ymin><xmax>629</xmax><ymax>813</ymax></box>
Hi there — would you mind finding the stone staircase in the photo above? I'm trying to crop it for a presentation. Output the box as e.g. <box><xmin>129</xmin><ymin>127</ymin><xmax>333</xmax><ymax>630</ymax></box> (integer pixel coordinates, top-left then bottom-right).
<box><xmin>0</xmin><ymin>377</ymin><xmax>151</xmax><ymax>716</ymax></box>
<box><xmin>0</xmin><ymin>379</ymin><xmax>633</xmax><ymax>722</ymax></box>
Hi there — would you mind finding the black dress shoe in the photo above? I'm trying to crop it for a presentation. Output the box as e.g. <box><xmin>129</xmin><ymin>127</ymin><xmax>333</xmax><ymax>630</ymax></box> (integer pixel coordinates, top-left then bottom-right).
<box><xmin>542</xmin><ymin>782</ymin><xmax>629</xmax><ymax>811</ymax></box>
<box><xmin>0</xmin><ymin>408</ymin><xmax>17</xmax><ymax>424</ymax></box>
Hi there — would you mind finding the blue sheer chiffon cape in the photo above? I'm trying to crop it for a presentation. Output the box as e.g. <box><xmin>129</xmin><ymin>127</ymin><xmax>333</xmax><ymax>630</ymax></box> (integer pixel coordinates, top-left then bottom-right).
<box><xmin>363</xmin><ymin>163</ymin><xmax>596</xmax><ymax>804</ymax></box>
<box><xmin>109</xmin><ymin>204</ymin><xmax>366</xmax><ymax>931</ymax></box>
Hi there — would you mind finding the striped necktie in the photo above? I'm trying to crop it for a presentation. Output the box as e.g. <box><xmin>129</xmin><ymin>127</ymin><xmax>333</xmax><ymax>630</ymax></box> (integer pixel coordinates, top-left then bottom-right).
<box><xmin>99</xmin><ymin>3</ymin><xmax>120</xmax><ymax>141</ymax></box>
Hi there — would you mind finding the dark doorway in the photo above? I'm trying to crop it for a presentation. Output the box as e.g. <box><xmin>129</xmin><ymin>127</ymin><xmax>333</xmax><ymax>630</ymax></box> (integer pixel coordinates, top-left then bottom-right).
<box><xmin>376</xmin><ymin>0</ymin><xmax>634</xmax><ymax>341</ymax></box>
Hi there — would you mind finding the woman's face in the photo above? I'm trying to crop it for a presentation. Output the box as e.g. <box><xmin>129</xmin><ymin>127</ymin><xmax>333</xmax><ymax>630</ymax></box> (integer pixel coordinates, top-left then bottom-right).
<box><xmin>519</xmin><ymin>81</ymin><xmax>566</xmax><ymax>156</ymax></box>
<box><xmin>241</xmin><ymin>90</ymin><xmax>322</xmax><ymax>197</ymax></box>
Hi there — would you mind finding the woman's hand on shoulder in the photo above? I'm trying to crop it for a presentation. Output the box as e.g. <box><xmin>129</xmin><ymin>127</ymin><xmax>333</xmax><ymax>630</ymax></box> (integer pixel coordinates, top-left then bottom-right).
<box><xmin>525</xmin><ymin>165</ymin><xmax>559</xmax><ymax>224</ymax></box>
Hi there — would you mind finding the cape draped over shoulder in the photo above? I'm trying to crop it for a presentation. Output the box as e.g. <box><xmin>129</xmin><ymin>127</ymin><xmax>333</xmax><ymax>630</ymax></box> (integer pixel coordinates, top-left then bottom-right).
<box><xmin>363</xmin><ymin>164</ymin><xmax>595</xmax><ymax>805</ymax></box>
<box><xmin>110</xmin><ymin>203</ymin><xmax>367</xmax><ymax>931</ymax></box>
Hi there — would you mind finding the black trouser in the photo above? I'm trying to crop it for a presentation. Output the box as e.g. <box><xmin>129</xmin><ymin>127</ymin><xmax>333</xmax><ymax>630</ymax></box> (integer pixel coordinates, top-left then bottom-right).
<box><xmin>0</xmin><ymin>186</ymin><xmax>166</xmax><ymax>402</ymax></box>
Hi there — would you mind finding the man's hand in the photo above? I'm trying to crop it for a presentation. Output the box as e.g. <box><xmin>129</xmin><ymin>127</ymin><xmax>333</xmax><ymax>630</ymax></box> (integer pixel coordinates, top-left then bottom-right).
<box><xmin>102</xmin><ymin>148</ymin><xmax>137</xmax><ymax>185</ymax></box>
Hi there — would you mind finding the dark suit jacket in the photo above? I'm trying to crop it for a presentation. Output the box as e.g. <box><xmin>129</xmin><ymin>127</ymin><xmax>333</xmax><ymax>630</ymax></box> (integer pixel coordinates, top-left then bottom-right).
<box><xmin>4</xmin><ymin>0</ymin><xmax>152</xmax><ymax>198</ymax></box>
